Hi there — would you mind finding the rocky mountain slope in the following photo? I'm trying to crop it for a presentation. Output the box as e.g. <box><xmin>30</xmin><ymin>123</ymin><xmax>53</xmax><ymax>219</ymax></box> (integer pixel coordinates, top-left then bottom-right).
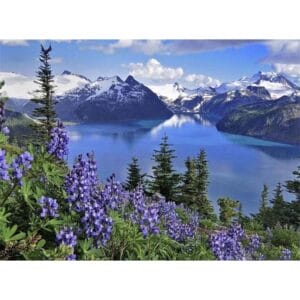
<box><xmin>216</xmin><ymin>95</ymin><xmax>300</xmax><ymax>145</ymax></box>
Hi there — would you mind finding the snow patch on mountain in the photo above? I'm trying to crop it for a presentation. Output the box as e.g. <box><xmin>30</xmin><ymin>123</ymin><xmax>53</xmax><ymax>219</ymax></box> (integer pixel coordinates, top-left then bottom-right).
<box><xmin>0</xmin><ymin>71</ymin><xmax>90</xmax><ymax>99</ymax></box>
<box><xmin>148</xmin><ymin>82</ymin><xmax>210</xmax><ymax>102</ymax></box>
<box><xmin>215</xmin><ymin>71</ymin><xmax>299</xmax><ymax>99</ymax></box>
<box><xmin>0</xmin><ymin>72</ymin><xmax>36</xmax><ymax>99</ymax></box>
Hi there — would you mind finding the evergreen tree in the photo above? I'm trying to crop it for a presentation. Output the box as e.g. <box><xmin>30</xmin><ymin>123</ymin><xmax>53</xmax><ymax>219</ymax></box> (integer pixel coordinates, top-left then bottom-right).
<box><xmin>260</xmin><ymin>184</ymin><xmax>269</xmax><ymax>211</ymax></box>
<box><xmin>218</xmin><ymin>197</ymin><xmax>239</xmax><ymax>225</ymax></box>
<box><xmin>270</xmin><ymin>182</ymin><xmax>287</xmax><ymax>226</ymax></box>
<box><xmin>286</xmin><ymin>166</ymin><xmax>300</xmax><ymax>201</ymax></box>
<box><xmin>125</xmin><ymin>157</ymin><xmax>144</xmax><ymax>190</ymax></box>
<box><xmin>256</xmin><ymin>184</ymin><xmax>272</xmax><ymax>228</ymax></box>
<box><xmin>286</xmin><ymin>167</ymin><xmax>300</xmax><ymax>227</ymax></box>
<box><xmin>31</xmin><ymin>44</ymin><xmax>57</xmax><ymax>144</ymax></box>
<box><xmin>195</xmin><ymin>149</ymin><xmax>214</xmax><ymax>219</ymax></box>
<box><xmin>181</xmin><ymin>157</ymin><xmax>198</xmax><ymax>205</ymax></box>
<box><xmin>149</xmin><ymin>135</ymin><xmax>180</xmax><ymax>200</ymax></box>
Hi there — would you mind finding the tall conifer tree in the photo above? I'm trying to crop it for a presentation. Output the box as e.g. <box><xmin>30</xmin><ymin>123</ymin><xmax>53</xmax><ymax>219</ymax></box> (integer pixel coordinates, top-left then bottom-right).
<box><xmin>31</xmin><ymin>44</ymin><xmax>57</xmax><ymax>144</ymax></box>
<box><xmin>286</xmin><ymin>167</ymin><xmax>300</xmax><ymax>227</ymax></box>
<box><xmin>270</xmin><ymin>182</ymin><xmax>287</xmax><ymax>226</ymax></box>
<box><xmin>260</xmin><ymin>184</ymin><xmax>269</xmax><ymax>211</ymax></box>
<box><xmin>125</xmin><ymin>157</ymin><xmax>144</xmax><ymax>190</ymax></box>
<box><xmin>150</xmin><ymin>135</ymin><xmax>180</xmax><ymax>200</ymax></box>
<box><xmin>286</xmin><ymin>167</ymin><xmax>300</xmax><ymax>201</ymax></box>
<box><xmin>181</xmin><ymin>157</ymin><xmax>198</xmax><ymax>205</ymax></box>
<box><xmin>195</xmin><ymin>149</ymin><xmax>214</xmax><ymax>218</ymax></box>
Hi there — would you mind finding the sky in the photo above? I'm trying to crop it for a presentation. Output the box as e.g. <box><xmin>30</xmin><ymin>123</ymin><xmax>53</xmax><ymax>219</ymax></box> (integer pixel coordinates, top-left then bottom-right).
<box><xmin>1</xmin><ymin>40</ymin><xmax>300</xmax><ymax>88</ymax></box>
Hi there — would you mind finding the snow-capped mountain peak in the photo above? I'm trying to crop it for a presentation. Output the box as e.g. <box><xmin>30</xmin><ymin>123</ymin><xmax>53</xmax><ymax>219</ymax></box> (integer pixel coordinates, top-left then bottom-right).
<box><xmin>61</xmin><ymin>70</ymin><xmax>91</xmax><ymax>82</ymax></box>
<box><xmin>215</xmin><ymin>71</ymin><xmax>299</xmax><ymax>99</ymax></box>
<box><xmin>125</xmin><ymin>75</ymin><xmax>140</xmax><ymax>86</ymax></box>
<box><xmin>0</xmin><ymin>71</ymin><xmax>91</xmax><ymax>99</ymax></box>
<box><xmin>173</xmin><ymin>82</ymin><xmax>185</xmax><ymax>93</ymax></box>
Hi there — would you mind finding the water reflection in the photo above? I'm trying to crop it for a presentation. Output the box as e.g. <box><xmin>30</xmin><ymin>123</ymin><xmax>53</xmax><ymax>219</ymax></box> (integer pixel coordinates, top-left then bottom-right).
<box><xmin>221</xmin><ymin>132</ymin><xmax>300</xmax><ymax>160</ymax></box>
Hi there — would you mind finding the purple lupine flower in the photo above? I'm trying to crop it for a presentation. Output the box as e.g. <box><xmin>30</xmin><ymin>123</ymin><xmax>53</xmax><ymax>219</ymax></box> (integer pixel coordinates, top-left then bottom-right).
<box><xmin>66</xmin><ymin>254</ymin><xmax>76</xmax><ymax>261</ymax></box>
<box><xmin>128</xmin><ymin>189</ymin><xmax>199</xmax><ymax>241</ymax></box>
<box><xmin>1</xmin><ymin>126</ymin><xmax>9</xmax><ymax>135</ymax></box>
<box><xmin>209</xmin><ymin>223</ymin><xmax>246</xmax><ymax>260</ymax></box>
<box><xmin>47</xmin><ymin>120</ymin><xmax>69</xmax><ymax>160</ymax></box>
<box><xmin>139</xmin><ymin>205</ymin><xmax>160</xmax><ymax>237</ymax></box>
<box><xmin>65</xmin><ymin>154</ymin><xmax>96</xmax><ymax>211</ymax></box>
<box><xmin>157</xmin><ymin>199</ymin><xmax>199</xmax><ymax>242</ymax></box>
<box><xmin>245</xmin><ymin>234</ymin><xmax>261</xmax><ymax>260</ymax></box>
<box><xmin>280</xmin><ymin>248</ymin><xmax>292</xmax><ymax>260</ymax></box>
<box><xmin>258</xmin><ymin>253</ymin><xmax>265</xmax><ymax>260</ymax></box>
<box><xmin>38</xmin><ymin>196</ymin><xmax>59</xmax><ymax>218</ymax></box>
<box><xmin>11</xmin><ymin>151</ymin><xmax>33</xmax><ymax>185</ymax></box>
<box><xmin>0</xmin><ymin>149</ymin><xmax>9</xmax><ymax>181</ymax></box>
<box><xmin>56</xmin><ymin>227</ymin><xmax>77</xmax><ymax>248</ymax></box>
<box><xmin>81</xmin><ymin>199</ymin><xmax>113</xmax><ymax>247</ymax></box>
<box><xmin>128</xmin><ymin>188</ymin><xmax>160</xmax><ymax>237</ymax></box>
<box><xmin>101</xmin><ymin>174</ymin><xmax>129</xmax><ymax>210</ymax></box>
<box><xmin>65</xmin><ymin>154</ymin><xmax>114</xmax><ymax>247</ymax></box>
<box><xmin>249</xmin><ymin>234</ymin><xmax>260</xmax><ymax>251</ymax></box>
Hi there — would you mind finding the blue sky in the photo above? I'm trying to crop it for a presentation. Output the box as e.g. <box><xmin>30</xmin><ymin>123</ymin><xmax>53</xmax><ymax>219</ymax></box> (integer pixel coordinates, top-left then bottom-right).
<box><xmin>1</xmin><ymin>40</ymin><xmax>300</xmax><ymax>87</ymax></box>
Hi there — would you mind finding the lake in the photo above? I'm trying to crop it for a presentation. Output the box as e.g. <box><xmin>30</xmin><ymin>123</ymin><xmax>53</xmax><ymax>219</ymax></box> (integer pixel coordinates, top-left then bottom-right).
<box><xmin>67</xmin><ymin>114</ymin><xmax>300</xmax><ymax>215</ymax></box>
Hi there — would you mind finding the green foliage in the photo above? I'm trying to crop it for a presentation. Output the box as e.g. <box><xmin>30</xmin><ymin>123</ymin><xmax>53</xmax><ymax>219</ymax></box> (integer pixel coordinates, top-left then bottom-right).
<box><xmin>107</xmin><ymin>211</ymin><xmax>146</xmax><ymax>260</ymax></box>
<box><xmin>270</xmin><ymin>227</ymin><xmax>300</xmax><ymax>248</ymax></box>
<box><xmin>5</xmin><ymin>147</ymin><xmax>67</xmax><ymax>232</ymax></box>
<box><xmin>217</xmin><ymin>197</ymin><xmax>239</xmax><ymax>225</ymax></box>
<box><xmin>106</xmin><ymin>211</ymin><xmax>183</xmax><ymax>260</ymax></box>
<box><xmin>5</xmin><ymin>112</ymin><xmax>35</xmax><ymax>146</ymax></box>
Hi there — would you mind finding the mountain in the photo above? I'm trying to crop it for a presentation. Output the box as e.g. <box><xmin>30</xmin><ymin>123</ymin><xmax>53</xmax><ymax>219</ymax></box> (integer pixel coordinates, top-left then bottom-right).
<box><xmin>148</xmin><ymin>71</ymin><xmax>300</xmax><ymax>116</ymax></box>
<box><xmin>56</xmin><ymin>75</ymin><xmax>172</xmax><ymax>122</ymax></box>
<box><xmin>4</xmin><ymin>109</ymin><xmax>35</xmax><ymax>145</ymax></box>
<box><xmin>215</xmin><ymin>71</ymin><xmax>299</xmax><ymax>98</ymax></box>
<box><xmin>0</xmin><ymin>71</ymin><xmax>90</xmax><ymax>113</ymax></box>
<box><xmin>0</xmin><ymin>71</ymin><xmax>172</xmax><ymax>122</ymax></box>
<box><xmin>201</xmin><ymin>71</ymin><xmax>300</xmax><ymax>118</ymax></box>
<box><xmin>148</xmin><ymin>82</ymin><xmax>215</xmax><ymax>113</ymax></box>
<box><xmin>216</xmin><ymin>95</ymin><xmax>300</xmax><ymax>145</ymax></box>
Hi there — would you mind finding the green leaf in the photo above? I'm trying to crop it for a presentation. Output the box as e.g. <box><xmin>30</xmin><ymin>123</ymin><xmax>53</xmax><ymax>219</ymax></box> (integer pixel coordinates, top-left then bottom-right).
<box><xmin>9</xmin><ymin>232</ymin><xmax>26</xmax><ymax>241</ymax></box>
<box><xmin>36</xmin><ymin>239</ymin><xmax>46</xmax><ymax>249</ymax></box>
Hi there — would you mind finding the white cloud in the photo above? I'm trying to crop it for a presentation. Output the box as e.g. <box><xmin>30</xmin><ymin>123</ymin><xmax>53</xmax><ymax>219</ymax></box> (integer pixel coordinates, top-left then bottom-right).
<box><xmin>50</xmin><ymin>57</ymin><xmax>63</xmax><ymax>64</ymax></box>
<box><xmin>0</xmin><ymin>40</ymin><xmax>29</xmax><ymax>46</ymax></box>
<box><xmin>127</xmin><ymin>58</ymin><xmax>184</xmax><ymax>82</ymax></box>
<box><xmin>167</xmin><ymin>40</ymin><xmax>256</xmax><ymax>54</ymax></box>
<box><xmin>273</xmin><ymin>63</ymin><xmax>300</xmax><ymax>79</ymax></box>
<box><xmin>82</xmin><ymin>40</ymin><xmax>167</xmax><ymax>55</ymax></box>
<box><xmin>184</xmin><ymin>73</ymin><xmax>220</xmax><ymax>87</ymax></box>
<box><xmin>81</xmin><ymin>40</ymin><xmax>257</xmax><ymax>55</ymax></box>
<box><xmin>264</xmin><ymin>40</ymin><xmax>300</xmax><ymax>64</ymax></box>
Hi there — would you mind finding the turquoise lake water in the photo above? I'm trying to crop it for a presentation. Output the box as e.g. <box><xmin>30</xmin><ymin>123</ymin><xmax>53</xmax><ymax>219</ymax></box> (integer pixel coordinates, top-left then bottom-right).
<box><xmin>67</xmin><ymin>114</ymin><xmax>300</xmax><ymax>215</ymax></box>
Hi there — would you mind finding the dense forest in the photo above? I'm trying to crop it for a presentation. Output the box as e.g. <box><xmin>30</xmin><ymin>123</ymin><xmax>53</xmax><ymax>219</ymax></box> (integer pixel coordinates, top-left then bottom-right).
<box><xmin>0</xmin><ymin>45</ymin><xmax>299</xmax><ymax>260</ymax></box>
